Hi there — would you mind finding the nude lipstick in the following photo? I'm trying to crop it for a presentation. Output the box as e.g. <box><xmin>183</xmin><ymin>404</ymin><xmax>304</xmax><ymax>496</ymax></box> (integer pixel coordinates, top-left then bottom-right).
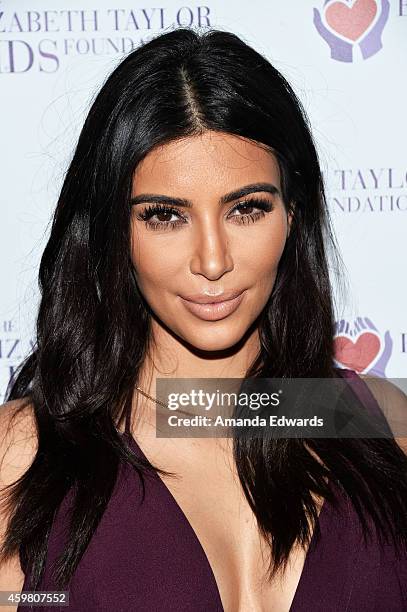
<box><xmin>180</xmin><ymin>290</ymin><xmax>245</xmax><ymax>321</ymax></box>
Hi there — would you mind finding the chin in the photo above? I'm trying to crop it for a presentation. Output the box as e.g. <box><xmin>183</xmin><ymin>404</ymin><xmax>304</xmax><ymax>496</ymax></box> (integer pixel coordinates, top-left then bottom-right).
<box><xmin>180</xmin><ymin>325</ymin><xmax>248</xmax><ymax>353</ymax></box>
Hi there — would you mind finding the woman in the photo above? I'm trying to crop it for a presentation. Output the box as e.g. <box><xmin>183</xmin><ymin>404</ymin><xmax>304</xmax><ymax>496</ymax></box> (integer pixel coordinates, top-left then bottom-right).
<box><xmin>1</xmin><ymin>27</ymin><xmax>406</xmax><ymax>612</ymax></box>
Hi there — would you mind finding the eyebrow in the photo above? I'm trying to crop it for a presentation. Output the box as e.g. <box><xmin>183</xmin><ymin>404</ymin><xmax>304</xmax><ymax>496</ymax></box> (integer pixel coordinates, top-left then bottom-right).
<box><xmin>130</xmin><ymin>182</ymin><xmax>280</xmax><ymax>208</ymax></box>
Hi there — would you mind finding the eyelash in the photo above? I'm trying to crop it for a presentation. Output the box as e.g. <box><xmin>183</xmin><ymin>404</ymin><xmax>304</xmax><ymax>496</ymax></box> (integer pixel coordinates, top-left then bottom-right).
<box><xmin>136</xmin><ymin>198</ymin><xmax>274</xmax><ymax>231</ymax></box>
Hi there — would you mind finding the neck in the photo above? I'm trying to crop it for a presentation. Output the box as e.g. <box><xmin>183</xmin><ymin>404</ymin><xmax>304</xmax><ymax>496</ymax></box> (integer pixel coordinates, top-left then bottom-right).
<box><xmin>135</xmin><ymin>319</ymin><xmax>261</xmax><ymax>402</ymax></box>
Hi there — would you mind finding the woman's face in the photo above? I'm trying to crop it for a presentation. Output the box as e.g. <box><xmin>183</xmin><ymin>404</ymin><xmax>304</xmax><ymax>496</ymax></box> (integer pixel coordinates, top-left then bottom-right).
<box><xmin>130</xmin><ymin>130</ymin><xmax>292</xmax><ymax>352</ymax></box>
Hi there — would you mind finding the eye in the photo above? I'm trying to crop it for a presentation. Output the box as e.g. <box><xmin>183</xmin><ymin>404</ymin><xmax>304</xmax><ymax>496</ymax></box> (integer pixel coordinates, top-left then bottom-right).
<box><xmin>136</xmin><ymin>204</ymin><xmax>187</xmax><ymax>231</ymax></box>
<box><xmin>228</xmin><ymin>199</ymin><xmax>273</xmax><ymax>225</ymax></box>
<box><xmin>135</xmin><ymin>198</ymin><xmax>274</xmax><ymax>231</ymax></box>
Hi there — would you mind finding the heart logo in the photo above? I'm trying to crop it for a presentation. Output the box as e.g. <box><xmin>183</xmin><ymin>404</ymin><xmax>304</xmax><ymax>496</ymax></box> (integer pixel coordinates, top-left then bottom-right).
<box><xmin>334</xmin><ymin>332</ymin><xmax>381</xmax><ymax>372</ymax></box>
<box><xmin>325</xmin><ymin>0</ymin><xmax>378</xmax><ymax>42</ymax></box>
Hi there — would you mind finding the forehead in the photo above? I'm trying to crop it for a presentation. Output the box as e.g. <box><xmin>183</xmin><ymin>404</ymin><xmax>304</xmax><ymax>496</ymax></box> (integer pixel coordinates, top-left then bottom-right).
<box><xmin>132</xmin><ymin>131</ymin><xmax>280</xmax><ymax>194</ymax></box>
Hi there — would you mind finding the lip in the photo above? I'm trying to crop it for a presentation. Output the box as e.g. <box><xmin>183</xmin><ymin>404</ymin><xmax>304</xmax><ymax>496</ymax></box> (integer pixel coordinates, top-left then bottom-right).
<box><xmin>180</xmin><ymin>291</ymin><xmax>246</xmax><ymax>321</ymax></box>
<box><xmin>181</xmin><ymin>289</ymin><xmax>245</xmax><ymax>304</ymax></box>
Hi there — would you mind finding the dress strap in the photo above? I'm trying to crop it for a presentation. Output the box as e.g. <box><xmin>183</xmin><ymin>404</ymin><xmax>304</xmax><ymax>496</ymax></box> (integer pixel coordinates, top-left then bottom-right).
<box><xmin>336</xmin><ymin>367</ymin><xmax>393</xmax><ymax>435</ymax></box>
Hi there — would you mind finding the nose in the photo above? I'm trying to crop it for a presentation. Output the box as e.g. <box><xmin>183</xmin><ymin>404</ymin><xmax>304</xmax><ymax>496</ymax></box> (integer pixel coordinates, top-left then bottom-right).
<box><xmin>189</xmin><ymin>218</ymin><xmax>234</xmax><ymax>280</ymax></box>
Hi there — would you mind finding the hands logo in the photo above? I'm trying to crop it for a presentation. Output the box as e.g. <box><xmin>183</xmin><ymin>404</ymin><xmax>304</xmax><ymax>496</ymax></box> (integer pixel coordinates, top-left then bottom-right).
<box><xmin>313</xmin><ymin>0</ymin><xmax>390</xmax><ymax>62</ymax></box>
<box><xmin>334</xmin><ymin>317</ymin><xmax>393</xmax><ymax>377</ymax></box>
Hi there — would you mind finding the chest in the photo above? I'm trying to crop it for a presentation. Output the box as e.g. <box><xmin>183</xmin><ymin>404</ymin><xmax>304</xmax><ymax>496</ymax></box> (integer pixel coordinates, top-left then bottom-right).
<box><xmin>135</xmin><ymin>435</ymin><xmax>308</xmax><ymax>612</ymax></box>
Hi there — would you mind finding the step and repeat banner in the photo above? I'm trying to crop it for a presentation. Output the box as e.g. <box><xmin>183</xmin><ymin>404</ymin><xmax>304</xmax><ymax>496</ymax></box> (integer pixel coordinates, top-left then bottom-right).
<box><xmin>1</xmin><ymin>0</ymin><xmax>406</xmax><ymax>401</ymax></box>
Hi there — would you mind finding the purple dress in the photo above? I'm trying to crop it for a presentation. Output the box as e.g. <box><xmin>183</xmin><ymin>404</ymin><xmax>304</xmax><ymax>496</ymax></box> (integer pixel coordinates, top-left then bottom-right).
<box><xmin>18</xmin><ymin>369</ymin><xmax>407</xmax><ymax>611</ymax></box>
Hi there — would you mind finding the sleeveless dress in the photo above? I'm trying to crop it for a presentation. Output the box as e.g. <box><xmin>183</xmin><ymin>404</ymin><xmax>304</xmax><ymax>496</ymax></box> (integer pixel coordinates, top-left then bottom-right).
<box><xmin>18</xmin><ymin>369</ymin><xmax>407</xmax><ymax>611</ymax></box>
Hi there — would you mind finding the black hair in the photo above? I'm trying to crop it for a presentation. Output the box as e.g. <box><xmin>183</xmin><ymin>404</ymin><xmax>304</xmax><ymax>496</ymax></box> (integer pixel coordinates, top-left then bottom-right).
<box><xmin>2</xmin><ymin>27</ymin><xmax>407</xmax><ymax>589</ymax></box>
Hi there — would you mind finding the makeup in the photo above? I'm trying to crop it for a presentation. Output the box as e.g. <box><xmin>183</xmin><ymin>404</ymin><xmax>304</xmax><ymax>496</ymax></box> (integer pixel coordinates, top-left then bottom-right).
<box><xmin>180</xmin><ymin>291</ymin><xmax>245</xmax><ymax>321</ymax></box>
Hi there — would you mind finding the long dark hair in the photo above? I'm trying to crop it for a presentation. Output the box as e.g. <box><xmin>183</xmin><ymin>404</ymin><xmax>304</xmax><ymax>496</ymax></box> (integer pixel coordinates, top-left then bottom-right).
<box><xmin>2</xmin><ymin>27</ymin><xmax>407</xmax><ymax>589</ymax></box>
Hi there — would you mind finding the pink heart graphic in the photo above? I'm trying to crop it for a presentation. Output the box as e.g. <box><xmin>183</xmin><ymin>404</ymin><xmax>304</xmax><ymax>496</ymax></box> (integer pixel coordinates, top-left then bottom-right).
<box><xmin>325</xmin><ymin>0</ymin><xmax>378</xmax><ymax>42</ymax></box>
<box><xmin>334</xmin><ymin>332</ymin><xmax>381</xmax><ymax>372</ymax></box>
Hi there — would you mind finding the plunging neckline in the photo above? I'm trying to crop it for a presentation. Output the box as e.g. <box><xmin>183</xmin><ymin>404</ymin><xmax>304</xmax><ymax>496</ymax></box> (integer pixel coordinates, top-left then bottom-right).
<box><xmin>123</xmin><ymin>431</ymin><xmax>335</xmax><ymax>612</ymax></box>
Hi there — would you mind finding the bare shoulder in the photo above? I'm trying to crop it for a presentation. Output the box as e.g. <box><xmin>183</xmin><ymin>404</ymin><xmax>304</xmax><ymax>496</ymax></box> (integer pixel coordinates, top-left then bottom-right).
<box><xmin>0</xmin><ymin>398</ymin><xmax>37</xmax><ymax>601</ymax></box>
<box><xmin>359</xmin><ymin>374</ymin><xmax>407</xmax><ymax>454</ymax></box>
<box><xmin>0</xmin><ymin>398</ymin><xmax>38</xmax><ymax>486</ymax></box>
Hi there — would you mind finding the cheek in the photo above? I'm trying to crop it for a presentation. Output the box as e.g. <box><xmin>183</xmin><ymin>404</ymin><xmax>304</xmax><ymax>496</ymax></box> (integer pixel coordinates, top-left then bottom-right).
<box><xmin>241</xmin><ymin>217</ymin><xmax>288</xmax><ymax>280</ymax></box>
<box><xmin>130</xmin><ymin>226</ymin><xmax>180</xmax><ymax>292</ymax></box>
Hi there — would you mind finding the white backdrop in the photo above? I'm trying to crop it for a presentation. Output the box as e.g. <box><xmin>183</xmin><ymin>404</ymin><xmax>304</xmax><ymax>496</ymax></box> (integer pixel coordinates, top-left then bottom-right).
<box><xmin>1</xmin><ymin>0</ymin><xmax>406</xmax><ymax>402</ymax></box>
